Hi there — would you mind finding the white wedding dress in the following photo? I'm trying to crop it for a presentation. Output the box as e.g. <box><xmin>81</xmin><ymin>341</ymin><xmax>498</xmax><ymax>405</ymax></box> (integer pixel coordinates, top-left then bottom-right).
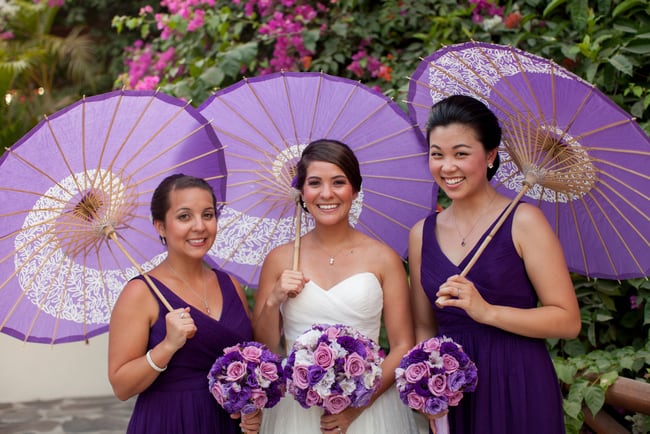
<box><xmin>260</xmin><ymin>272</ymin><xmax>420</xmax><ymax>434</ymax></box>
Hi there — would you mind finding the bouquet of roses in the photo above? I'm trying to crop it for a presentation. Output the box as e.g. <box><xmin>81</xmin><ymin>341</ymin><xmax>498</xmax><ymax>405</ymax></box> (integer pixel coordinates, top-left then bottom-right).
<box><xmin>208</xmin><ymin>340</ymin><xmax>286</xmax><ymax>415</ymax></box>
<box><xmin>284</xmin><ymin>323</ymin><xmax>384</xmax><ymax>415</ymax></box>
<box><xmin>395</xmin><ymin>336</ymin><xmax>478</xmax><ymax>434</ymax></box>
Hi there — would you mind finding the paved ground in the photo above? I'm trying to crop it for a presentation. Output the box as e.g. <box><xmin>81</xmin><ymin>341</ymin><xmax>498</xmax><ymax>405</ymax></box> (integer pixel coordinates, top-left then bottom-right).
<box><xmin>0</xmin><ymin>395</ymin><xmax>429</xmax><ymax>433</ymax></box>
<box><xmin>0</xmin><ymin>395</ymin><xmax>134</xmax><ymax>434</ymax></box>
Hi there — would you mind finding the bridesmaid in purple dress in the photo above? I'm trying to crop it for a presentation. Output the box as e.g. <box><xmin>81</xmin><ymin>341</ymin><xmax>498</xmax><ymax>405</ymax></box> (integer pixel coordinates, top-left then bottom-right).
<box><xmin>108</xmin><ymin>174</ymin><xmax>261</xmax><ymax>433</ymax></box>
<box><xmin>408</xmin><ymin>96</ymin><xmax>581</xmax><ymax>433</ymax></box>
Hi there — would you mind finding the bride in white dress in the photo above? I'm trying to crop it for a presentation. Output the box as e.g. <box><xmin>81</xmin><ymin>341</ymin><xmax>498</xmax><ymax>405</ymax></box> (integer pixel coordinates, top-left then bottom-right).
<box><xmin>253</xmin><ymin>139</ymin><xmax>420</xmax><ymax>434</ymax></box>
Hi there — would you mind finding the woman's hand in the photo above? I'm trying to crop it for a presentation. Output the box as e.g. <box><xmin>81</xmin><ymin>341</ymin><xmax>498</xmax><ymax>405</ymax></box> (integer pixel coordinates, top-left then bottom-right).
<box><xmin>424</xmin><ymin>409</ymin><xmax>449</xmax><ymax>434</ymax></box>
<box><xmin>267</xmin><ymin>270</ymin><xmax>309</xmax><ymax>305</ymax></box>
<box><xmin>435</xmin><ymin>274</ymin><xmax>491</xmax><ymax>323</ymax></box>
<box><xmin>232</xmin><ymin>409</ymin><xmax>262</xmax><ymax>433</ymax></box>
<box><xmin>319</xmin><ymin>406</ymin><xmax>363</xmax><ymax>434</ymax></box>
<box><xmin>163</xmin><ymin>307</ymin><xmax>197</xmax><ymax>350</ymax></box>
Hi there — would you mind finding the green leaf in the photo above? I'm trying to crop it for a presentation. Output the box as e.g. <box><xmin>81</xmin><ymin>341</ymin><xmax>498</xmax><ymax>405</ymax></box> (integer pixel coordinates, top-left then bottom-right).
<box><xmin>199</xmin><ymin>67</ymin><xmax>225</xmax><ymax>88</ymax></box>
<box><xmin>584</xmin><ymin>385</ymin><xmax>606</xmax><ymax>416</ymax></box>
<box><xmin>563</xmin><ymin>396</ymin><xmax>583</xmax><ymax>419</ymax></box>
<box><xmin>543</xmin><ymin>0</ymin><xmax>568</xmax><ymax>17</ymax></box>
<box><xmin>302</xmin><ymin>29</ymin><xmax>320</xmax><ymax>53</ymax></box>
<box><xmin>608</xmin><ymin>53</ymin><xmax>634</xmax><ymax>76</ymax></box>
<box><xmin>555</xmin><ymin>359</ymin><xmax>578</xmax><ymax>384</ymax></box>
<box><xmin>568</xmin><ymin>0</ymin><xmax>588</xmax><ymax>30</ymax></box>
<box><xmin>612</xmin><ymin>0</ymin><xmax>648</xmax><ymax>17</ymax></box>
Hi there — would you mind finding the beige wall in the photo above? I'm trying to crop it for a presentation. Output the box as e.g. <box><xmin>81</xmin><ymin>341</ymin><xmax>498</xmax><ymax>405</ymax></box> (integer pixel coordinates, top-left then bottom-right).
<box><xmin>0</xmin><ymin>332</ymin><xmax>113</xmax><ymax>404</ymax></box>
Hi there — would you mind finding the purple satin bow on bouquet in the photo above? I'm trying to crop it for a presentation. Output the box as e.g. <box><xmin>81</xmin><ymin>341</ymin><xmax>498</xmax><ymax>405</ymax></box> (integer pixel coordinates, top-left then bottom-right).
<box><xmin>208</xmin><ymin>341</ymin><xmax>286</xmax><ymax>415</ymax></box>
<box><xmin>284</xmin><ymin>323</ymin><xmax>384</xmax><ymax>415</ymax></box>
<box><xmin>395</xmin><ymin>336</ymin><xmax>478</xmax><ymax>434</ymax></box>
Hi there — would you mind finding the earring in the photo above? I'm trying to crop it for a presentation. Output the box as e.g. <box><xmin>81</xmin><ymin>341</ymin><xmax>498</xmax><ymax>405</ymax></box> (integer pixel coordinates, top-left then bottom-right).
<box><xmin>488</xmin><ymin>162</ymin><xmax>494</xmax><ymax>169</ymax></box>
<box><xmin>159</xmin><ymin>236</ymin><xmax>167</xmax><ymax>246</ymax></box>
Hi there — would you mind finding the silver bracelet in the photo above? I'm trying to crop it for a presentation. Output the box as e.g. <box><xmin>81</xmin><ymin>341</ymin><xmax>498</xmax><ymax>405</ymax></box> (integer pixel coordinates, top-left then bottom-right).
<box><xmin>145</xmin><ymin>349</ymin><xmax>167</xmax><ymax>372</ymax></box>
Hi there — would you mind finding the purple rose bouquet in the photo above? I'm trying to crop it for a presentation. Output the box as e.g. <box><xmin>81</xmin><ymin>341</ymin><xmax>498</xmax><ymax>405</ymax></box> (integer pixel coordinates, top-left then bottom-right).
<box><xmin>395</xmin><ymin>336</ymin><xmax>478</xmax><ymax>434</ymax></box>
<box><xmin>284</xmin><ymin>323</ymin><xmax>384</xmax><ymax>415</ymax></box>
<box><xmin>208</xmin><ymin>341</ymin><xmax>286</xmax><ymax>415</ymax></box>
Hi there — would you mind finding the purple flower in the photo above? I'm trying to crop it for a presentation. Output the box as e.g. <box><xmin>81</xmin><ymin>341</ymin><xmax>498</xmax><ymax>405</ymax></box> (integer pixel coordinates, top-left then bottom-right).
<box><xmin>428</xmin><ymin>373</ymin><xmax>447</xmax><ymax>395</ymax></box>
<box><xmin>313</xmin><ymin>342</ymin><xmax>335</xmax><ymax>368</ymax></box>
<box><xmin>208</xmin><ymin>341</ymin><xmax>286</xmax><ymax>414</ymax></box>
<box><xmin>292</xmin><ymin>365</ymin><xmax>310</xmax><ymax>389</ymax></box>
<box><xmin>395</xmin><ymin>336</ymin><xmax>478</xmax><ymax>416</ymax></box>
<box><xmin>226</xmin><ymin>361</ymin><xmax>247</xmax><ymax>382</ymax></box>
<box><xmin>285</xmin><ymin>323</ymin><xmax>383</xmax><ymax>413</ymax></box>
<box><xmin>323</xmin><ymin>393</ymin><xmax>352</xmax><ymax>414</ymax></box>
<box><xmin>404</xmin><ymin>361</ymin><xmax>428</xmax><ymax>382</ymax></box>
<box><xmin>344</xmin><ymin>353</ymin><xmax>366</xmax><ymax>377</ymax></box>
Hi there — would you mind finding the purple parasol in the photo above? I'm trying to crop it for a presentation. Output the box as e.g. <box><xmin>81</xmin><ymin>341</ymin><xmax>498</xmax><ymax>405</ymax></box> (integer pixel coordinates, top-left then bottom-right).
<box><xmin>0</xmin><ymin>89</ymin><xmax>227</xmax><ymax>343</ymax></box>
<box><xmin>407</xmin><ymin>41</ymin><xmax>650</xmax><ymax>280</ymax></box>
<box><xmin>199</xmin><ymin>71</ymin><xmax>436</xmax><ymax>288</ymax></box>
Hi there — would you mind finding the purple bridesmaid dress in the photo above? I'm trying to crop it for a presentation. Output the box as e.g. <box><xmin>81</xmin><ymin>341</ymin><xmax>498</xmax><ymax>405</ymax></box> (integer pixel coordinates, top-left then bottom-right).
<box><xmin>126</xmin><ymin>268</ymin><xmax>253</xmax><ymax>433</ymax></box>
<box><xmin>420</xmin><ymin>203</ymin><xmax>565</xmax><ymax>434</ymax></box>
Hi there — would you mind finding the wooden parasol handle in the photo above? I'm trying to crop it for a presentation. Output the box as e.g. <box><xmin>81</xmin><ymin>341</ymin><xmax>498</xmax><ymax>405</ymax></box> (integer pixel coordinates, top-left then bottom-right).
<box><xmin>460</xmin><ymin>185</ymin><xmax>530</xmax><ymax>277</ymax></box>
<box><xmin>292</xmin><ymin>204</ymin><xmax>302</xmax><ymax>271</ymax></box>
<box><xmin>104</xmin><ymin>228</ymin><xmax>174</xmax><ymax>312</ymax></box>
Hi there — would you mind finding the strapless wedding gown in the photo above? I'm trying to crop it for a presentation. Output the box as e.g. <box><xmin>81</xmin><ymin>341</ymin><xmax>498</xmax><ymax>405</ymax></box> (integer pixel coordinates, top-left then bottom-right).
<box><xmin>260</xmin><ymin>272</ymin><xmax>420</xmax><ymax>434</ymax></box>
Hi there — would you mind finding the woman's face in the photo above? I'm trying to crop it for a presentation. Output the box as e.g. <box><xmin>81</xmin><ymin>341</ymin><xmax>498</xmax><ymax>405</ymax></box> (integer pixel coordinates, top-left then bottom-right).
<box><xmin>428</xmin><ymin>123</ymin><xmax>494</xmax><ymax>200</ymax></box>
<box><xmin>301</xmin><ymin>160</ymin><xmax>357</xmax><ymax>225</ymax></box>
<box><xmin>155</xmin><ymin>187</ymin><xmax>217</xmax><ymax>260</ymax></box>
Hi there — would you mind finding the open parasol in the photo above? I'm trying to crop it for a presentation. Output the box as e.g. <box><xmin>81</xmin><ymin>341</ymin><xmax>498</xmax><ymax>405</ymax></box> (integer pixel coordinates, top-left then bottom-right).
<box><xmin>0</xmin><ymin>89</ymin><xmax>227</xmax><ymax>344</ymax></box>
<box><xmin>199</xmin><ymin>71</ymin><xmax>436</xmax><ymax>288</ymax></box>
<box><xmin>407</xmin><ymin>41</ymin><xmax>650</xmax><ymax>280</ymax></box>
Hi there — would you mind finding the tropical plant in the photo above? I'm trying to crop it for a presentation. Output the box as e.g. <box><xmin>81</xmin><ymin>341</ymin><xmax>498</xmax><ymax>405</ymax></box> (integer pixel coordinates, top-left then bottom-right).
<box><xmin>0</xmin><ymin>0</ymin><xmax>97</xmax><ymax>146</ymax></box>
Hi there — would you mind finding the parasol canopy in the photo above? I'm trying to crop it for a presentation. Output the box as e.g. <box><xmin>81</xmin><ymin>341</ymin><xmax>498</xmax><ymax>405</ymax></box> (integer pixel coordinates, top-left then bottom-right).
<box><xmin>407</xmin><ymin>41</ymin><xmax>650</xmax><ymax>280</ymax></box>
<box><xmin>199</xmin><ymin>71</ymin><xmax>436</xmax><ymax>288</ymax></box>
<box><xmin>0</xmin><ymin>89</ymin><xmax>227</xmax><ymax>343</ymax></box>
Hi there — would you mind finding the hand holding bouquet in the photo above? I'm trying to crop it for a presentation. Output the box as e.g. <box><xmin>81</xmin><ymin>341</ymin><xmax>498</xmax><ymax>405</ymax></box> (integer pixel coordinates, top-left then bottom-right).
<box><xmin>208</xmin><ymin>341</ymin><xmax>286</xmax><ymax>415</ymax></box>
<box><xmin>395</xmin><ymin>336</ymin><xmax>478</xmax><ymax>434</ymax></box>
<box><xmin>284</xmin><ymin>323</ymin><xmax>384</xmax><ymax>414</ymax></box>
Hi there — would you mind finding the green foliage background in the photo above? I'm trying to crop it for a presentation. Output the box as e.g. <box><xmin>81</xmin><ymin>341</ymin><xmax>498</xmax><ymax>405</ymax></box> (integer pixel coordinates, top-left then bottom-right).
<box><xmin>1</xmin><ymin>1</ymin><xmax>649</xmax><ymax>432</ymax></box>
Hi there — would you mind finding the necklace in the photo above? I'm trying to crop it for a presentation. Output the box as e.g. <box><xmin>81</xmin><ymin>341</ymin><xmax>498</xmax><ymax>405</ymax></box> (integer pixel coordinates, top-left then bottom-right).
<box><xmin>313</xmin><ymin>239</ymin><xmax>351</xmax><ymax>266</ymax></box>
<box><xmin>452</xmin><ymin>193</ymin><xmax>497</xmax><ymax>247</ymax></box>
<box><xmin>167</xmin><ymin>262</ymin><xmax>210</xmax><ymax>314</ymax></box>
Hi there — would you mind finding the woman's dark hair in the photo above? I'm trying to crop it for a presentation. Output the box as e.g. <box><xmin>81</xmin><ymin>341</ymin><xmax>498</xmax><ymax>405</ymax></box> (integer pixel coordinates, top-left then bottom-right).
<box><xmin>150</xmin><ymin>174</ymin><xmax>218</xmax><ymax>222</ymax></box>
<box><xmin>294</xmin><ymin>139</ymin><xmax>362</xmax><ymax>193</ymax></box>
<box><xmin>426</xmin><ymin>95</ymin><xmax>502</xmax><ymax>180</ymax></box>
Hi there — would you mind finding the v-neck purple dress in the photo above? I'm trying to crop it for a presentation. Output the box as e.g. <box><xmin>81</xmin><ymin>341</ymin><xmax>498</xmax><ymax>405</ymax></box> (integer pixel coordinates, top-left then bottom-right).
<box><xmin>420</xmin><ymin>204</ymin><xmax>565</xmax><ymax>434</ymax></box>
<box><xmin>126</xmin><ymin>268</ymin><xmax>253</xmax><ymax>434</ymax></box>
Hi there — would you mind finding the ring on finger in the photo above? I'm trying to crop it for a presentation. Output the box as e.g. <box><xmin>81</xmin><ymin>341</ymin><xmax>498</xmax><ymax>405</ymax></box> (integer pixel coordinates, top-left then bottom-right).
<box><xmin>337</xmin><ymin>428</ymin><xmax>343</xmax><ymax>434</ymax></box>
<box><xmin>180</xmin><ymin>312</ymin><xmax>186</xmax><ymax>319</ymax></box>
<box><xmin>457</xmin><ymin>287</ymin><xmax>461</xmax><ymax>297</ymax></box>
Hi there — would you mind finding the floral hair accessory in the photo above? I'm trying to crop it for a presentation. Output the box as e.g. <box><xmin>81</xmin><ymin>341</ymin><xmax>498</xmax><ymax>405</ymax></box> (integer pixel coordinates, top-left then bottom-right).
<box><xmin>284</xmin><ymin>323</ymin><xmax>384</xmax><ymax>414</ymax></box>
<box><xmin>395</xmin><ymin>336</ymin><xmax>478</xmax><ymax>434</ymax></box>
<box><xmin>208</xmin><ymin>340</ymin><xmax>286</xmax><ymax>414</ymax></box>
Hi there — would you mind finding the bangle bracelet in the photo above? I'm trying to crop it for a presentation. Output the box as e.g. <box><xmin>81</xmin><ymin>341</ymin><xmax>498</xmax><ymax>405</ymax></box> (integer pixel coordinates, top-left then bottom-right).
<box><xmin>145</xmin><ymin>349</ymin><xmax>167</xmax><ymax>372</ymax></box>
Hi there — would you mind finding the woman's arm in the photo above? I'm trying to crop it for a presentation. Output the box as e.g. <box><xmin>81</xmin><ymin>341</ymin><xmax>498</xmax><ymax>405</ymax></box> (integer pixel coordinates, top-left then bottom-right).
<box><xmin>108</xmin><ymin>279</ymin><xmax>195</xmax><ymax>400</ymax></box>
<box><xmin>409</xmin><ymin>219</ymin><xmax>437</xmax><ymax>343</ymax></box>
<box><xmin>438</xmin><ymin>204</ymin><xmax>581</xmax><ymax>339</ymax></box>
<box><xmin>252</xmin><ymin>245</ymin><xmax>307</xmax><ymax>355</ymax></box>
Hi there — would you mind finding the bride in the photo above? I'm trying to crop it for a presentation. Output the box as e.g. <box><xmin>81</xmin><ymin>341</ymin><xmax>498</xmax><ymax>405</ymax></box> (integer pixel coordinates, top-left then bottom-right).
<box><xmin>253</xmin><ymin>139</ymin><xmax>420</xmax><ymax>434</ymax></box>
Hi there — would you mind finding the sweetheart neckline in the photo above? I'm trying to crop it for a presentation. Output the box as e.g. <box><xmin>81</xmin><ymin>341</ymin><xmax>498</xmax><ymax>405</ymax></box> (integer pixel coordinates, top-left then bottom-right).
<box><xmin>307</xmin><ymin>271</ymin><xmax>380</xmax><ymax>292</ymax></box>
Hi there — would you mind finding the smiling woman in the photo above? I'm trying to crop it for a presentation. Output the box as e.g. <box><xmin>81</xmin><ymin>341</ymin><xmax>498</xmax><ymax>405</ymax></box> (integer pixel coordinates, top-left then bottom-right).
<box><xmin>253</xmin><ymin>139</ymin><xmax>421</xmax><ymax>434</ymax></box>
<box><xmin>107</xmin><ymin>174</ymin><xmax>260</xmax><ymax>434</ymax></box>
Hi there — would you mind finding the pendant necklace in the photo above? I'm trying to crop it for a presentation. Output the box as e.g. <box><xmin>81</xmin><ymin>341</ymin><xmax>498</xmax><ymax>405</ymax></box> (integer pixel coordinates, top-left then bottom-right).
<box><xmin>314</xmin><ymin>240</ymin><xmax>351</xmax><ymax>266</ymax></box>
<box><xmin>452</xmin><ymin>193</ymin><xmax>497</xmax><ymax>247</ymax></box>
<box><xmin>167</xmin><ymin>262</ymin><xmax>210</xmax><ymax>314</ymax></box>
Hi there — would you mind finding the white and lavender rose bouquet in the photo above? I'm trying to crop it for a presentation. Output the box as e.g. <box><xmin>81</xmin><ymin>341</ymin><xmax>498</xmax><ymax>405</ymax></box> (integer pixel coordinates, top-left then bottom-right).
<box><xmin>395</xmin><ymin>336</ymin><xmax>478</xmax><ymax>434</ymax></box>
<box><xmin>208</xmin><ymin>341</ymin><xmax>286</xmax><ymax>415</ymax></box>
<box><xmin>284</xmin><ymin>323</ymin><xmax>384</xmax><ymax>415</ymax></box>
